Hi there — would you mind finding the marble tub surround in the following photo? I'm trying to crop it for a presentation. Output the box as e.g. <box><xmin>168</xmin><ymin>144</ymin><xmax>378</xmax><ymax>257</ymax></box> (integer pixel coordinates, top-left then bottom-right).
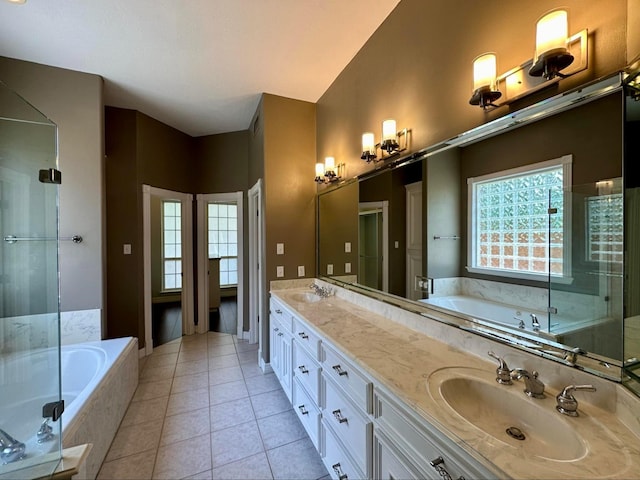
<box><xmin>432</xmin><ymin>277</ymin><xmax>607</xmax><ymax>322</ymax></box>
<box><xmin>271</xmin><ymin>283</ymin><xmax>640</xmax><ymax>479</ymax></box>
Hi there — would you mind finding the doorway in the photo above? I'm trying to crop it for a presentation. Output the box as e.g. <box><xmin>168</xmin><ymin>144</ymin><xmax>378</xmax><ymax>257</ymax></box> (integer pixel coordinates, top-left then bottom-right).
<box><xmin>196</xmin><ymin>192</ymin><xmax>244</xmax><ymax>339</ymax></box>
<box><xmin>248</xmin><ymin>180</ymin><xmax>265</xmax><ymax>368</ymax></box>
<box><xmin>358</xmin><ymin>201</ymin><xmax>389</xmax><ymax>292</ymax></box>
<box><xmin>143</xmin><ymin>185</ymin><xmax>194</xmax><ymax>355</ymax></box>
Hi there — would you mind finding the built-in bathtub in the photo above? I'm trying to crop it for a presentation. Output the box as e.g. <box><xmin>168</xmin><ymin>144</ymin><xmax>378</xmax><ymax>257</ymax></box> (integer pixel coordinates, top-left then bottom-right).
<box><xmin>0</xmin><ymin>337</ymin><xmax>138</xmax><ymax>479</ymax></box>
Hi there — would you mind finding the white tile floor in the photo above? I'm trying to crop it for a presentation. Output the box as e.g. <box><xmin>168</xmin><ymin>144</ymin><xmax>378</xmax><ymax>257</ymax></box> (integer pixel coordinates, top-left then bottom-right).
<box><xmin>97</xmin><ymin>332</ymin><xmax>329</xmax><ymax>480</ymax></box>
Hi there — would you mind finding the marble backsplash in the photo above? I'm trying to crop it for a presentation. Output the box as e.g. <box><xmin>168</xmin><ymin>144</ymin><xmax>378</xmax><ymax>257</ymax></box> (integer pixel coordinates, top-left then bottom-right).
<box><xmin>0</xmin><ymin>309</ymin><xmax>102</xmax><ymax>354</ymax></box>
<box><xmin>433</xmin><ymin>277</ymin><xmax>609</xmax><ymax>322</ymax></box>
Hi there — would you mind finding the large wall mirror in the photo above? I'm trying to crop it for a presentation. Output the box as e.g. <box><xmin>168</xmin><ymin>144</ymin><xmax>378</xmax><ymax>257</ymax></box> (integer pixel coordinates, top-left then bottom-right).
<box><xmin>318</xmin><ymin>71</ymin><xmax>640</xmax><ymax>396</ymax></box>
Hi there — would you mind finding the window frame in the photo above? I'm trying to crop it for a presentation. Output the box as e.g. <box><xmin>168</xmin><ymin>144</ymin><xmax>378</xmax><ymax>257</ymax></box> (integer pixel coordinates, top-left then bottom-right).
<box><xmin>207</xmin><ymin>202</ymin><xmax>239</xmax><ymax>288</ymax></box>
<box><xmin>161</xmin><ymin>199</ymin><xmax>182</xmax><ymax>292</ymax></box>
<box><xmin>466</xmin><ymin>154</ymin><xmax>573</xmax><ymax>282</ymax></box>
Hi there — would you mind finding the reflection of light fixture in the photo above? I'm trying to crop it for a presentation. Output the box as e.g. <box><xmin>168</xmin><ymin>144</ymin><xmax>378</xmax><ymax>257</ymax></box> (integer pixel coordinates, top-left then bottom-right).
<box><xmin>5</xmin><ymin>0</ymin><xmax>27</xmax><ymax>3</ymax></box>
<box><xmin>529</xmin><ymin>9</ymin><xmax>574</xmax><ymax>80</ymax></box>
<box><xmin>469</xmin><ymin>53</ymin><xmax>502</xmax><ymax>109</ymax></box>
<box><xmin>361</xmin><ymin>132</ymin><xmax>377</xmax><ymax>162</ymax></box>
<box><xmin>315</xmin><ymin>157</ymin><xmax>344</xmax><ymax>184</ymax></box>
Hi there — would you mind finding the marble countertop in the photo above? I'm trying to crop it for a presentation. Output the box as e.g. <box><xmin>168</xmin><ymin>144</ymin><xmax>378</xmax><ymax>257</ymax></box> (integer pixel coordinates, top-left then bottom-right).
<box><xmin>271</xmin><ymin>285</ymin><xmax>640</xmax><ymax>480</ymax></box>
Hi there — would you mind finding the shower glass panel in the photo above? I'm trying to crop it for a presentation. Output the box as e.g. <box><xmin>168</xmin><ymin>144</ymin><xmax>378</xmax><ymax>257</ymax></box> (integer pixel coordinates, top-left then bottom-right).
<box><xmin>548</xmin><ymin>180</ymin><xmax>624</xmax><ymax>362</ymax></box>
<box><xmin>0</xmin><ymin>81</ymin><xmax>62</xmax><ymax>478</ymax></box>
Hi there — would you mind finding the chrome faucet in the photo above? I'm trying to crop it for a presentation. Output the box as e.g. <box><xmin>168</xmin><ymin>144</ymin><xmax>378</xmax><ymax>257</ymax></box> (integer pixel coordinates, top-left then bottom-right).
<box><xmin>510</xmin><ymin>368</ymin><xmax>545</xmax><ymax>398</ymax></box>
<box><xmin>0</xmin><ymin>428</ymin><xmax>26</xmax><ymax>464</ymax></box>
<box><xmin>487</xmin><ymin>351</ymin><xmax>512</xmax><ymax>384</ymax></box>
<box><xmin>309</xmin><ymin>283</ymin><xmax>331</xmax><ymax>298</ymax></box>
<box><xmin>37</xmin><ymin>418</ymin><xmax>54</xmax><ymax>443</ymax></box>
<box><xmin>530</xmin><ymin>313</ymin><xmax>541</xmax><ymax>332</ymax></box>
<box><xmin>556</xmin><ymin>384</ymin><xmax>596</xmax><ymax>416</ymax></box>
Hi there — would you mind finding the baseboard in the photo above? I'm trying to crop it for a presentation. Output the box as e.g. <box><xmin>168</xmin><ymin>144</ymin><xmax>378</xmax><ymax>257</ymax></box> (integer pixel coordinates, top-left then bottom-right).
<box><xmin>259</xmin><ymin>353</ymin><xmax>273</xmax><ymax>374</ymax></box>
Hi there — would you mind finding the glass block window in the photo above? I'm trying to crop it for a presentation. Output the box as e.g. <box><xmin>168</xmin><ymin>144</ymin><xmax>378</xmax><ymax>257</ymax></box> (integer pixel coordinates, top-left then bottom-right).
<box><xmin>468</xmin><ymin>156</ymin><xmax>572</xmax><ymax>280</ymax></box>
<box><xmin>208</xmin><ymin>203</ymin><xmax>238</xmax><ymax>287</ymax></box>
<box><xmin>586</xmin><ymin>193</ymin><xmax>624</xmax><ymax>265</ymax></box>
<box><xmin>162</xmin><ymin>200</ymin><xmax>182</xmax><ymax>291</ymax></box>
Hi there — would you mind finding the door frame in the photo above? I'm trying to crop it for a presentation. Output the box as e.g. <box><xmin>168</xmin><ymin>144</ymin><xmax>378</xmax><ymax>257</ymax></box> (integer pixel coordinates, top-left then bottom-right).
<box><xmin>142</xmin><ymin>185</ymin><xmax>194</xmax><ymax>356</ymax></box>
<box><xmin>196</xmin><ymin>191</ymin><xmax>244</xmax><ymax>338</ymax></box>
<box><xmin>358</xmin><ymin>201</ymin><xmax>389</xmax><ymax>292</ymax></box>
<box><xmin>248</xmin><ymin>179</ymin><xmax>266</xmax><ymax>367</ymax></box>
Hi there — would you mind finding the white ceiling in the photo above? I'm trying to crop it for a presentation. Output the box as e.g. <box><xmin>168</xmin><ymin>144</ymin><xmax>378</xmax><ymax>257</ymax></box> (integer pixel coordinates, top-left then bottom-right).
<box><xmin>0</xmin><ymin>0</ymin><xmax>400</xmax><ymax>136</ymax></box>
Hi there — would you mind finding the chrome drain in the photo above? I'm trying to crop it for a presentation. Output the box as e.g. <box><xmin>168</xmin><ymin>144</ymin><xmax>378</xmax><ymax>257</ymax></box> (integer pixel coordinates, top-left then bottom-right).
<box><xmin>506</xmin><ymin>426</ymin><xmax>526</xmax><ymax>441</ymax></box>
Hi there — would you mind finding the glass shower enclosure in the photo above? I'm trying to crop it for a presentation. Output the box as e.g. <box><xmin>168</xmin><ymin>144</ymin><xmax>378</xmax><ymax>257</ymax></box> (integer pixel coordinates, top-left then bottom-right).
<box><xmin>0</xmin><ymin>81</ymin><xmax>62</xmax><ymax>478</ymax></box>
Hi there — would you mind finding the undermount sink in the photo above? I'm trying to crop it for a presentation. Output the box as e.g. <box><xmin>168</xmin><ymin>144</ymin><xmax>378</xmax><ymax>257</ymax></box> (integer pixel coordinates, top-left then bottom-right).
<box><xmin>289</xmin><ymin>292</ymin><xmax>322</xmax><ymax>303</ymax></box>
<box><xmin>427</xmin><ymin>367</ymin><xmax>588</xmax><ymax>462</ymax></box>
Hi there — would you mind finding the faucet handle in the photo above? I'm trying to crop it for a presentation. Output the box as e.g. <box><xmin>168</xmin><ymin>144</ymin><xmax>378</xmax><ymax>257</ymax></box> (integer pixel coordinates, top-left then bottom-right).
<box><xmin>488</xmin><ymin>351</ymin><xmax>512</xmax><ymax>385</ymax></box>
<box><xmin>556</xmin><ymin>384</ymin><xmax>596</xmax><ymax>417</ymax></box>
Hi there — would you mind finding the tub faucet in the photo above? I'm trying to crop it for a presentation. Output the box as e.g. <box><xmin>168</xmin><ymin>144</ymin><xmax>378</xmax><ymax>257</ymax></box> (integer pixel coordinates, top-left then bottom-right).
<box><xmin>37</xmin><ymin>418</ymin><xmax>54</xmax><ymax>443</ymax></box>
<box><xmin>0</xmin><ymin>428</ymin><xmax>26</xmax><ymax>464</ymax></box>
<box><xmin>530</xmin><ymin>313</ymin><xmax>541</xmax><ymax>332</ymax></box>
<box><xmin>510</xmin><ymin>368</ymin><xmax>545</xmax><ymax>398</ymax></box>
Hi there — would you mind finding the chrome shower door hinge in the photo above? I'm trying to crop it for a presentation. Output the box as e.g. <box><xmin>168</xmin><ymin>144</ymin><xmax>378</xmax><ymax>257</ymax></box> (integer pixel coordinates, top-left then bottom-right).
<box><xmin>39</xmin><ymin>168</ymin><xmax>62</xmax><ymax>184</ymax></box>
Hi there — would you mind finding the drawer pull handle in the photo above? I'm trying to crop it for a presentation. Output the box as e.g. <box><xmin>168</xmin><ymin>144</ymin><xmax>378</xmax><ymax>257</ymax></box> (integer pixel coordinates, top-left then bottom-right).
<box><xmin>275</xmin><ymin>309</ymin><xmax>282</xmax><ymax>314</ymax></box>
<box><xmin>278</xmin><ymin>332</ymin><xmax>283</xmax><ymax>337</ymax></box>
<box><xmin>274</xmin><ymin>327</ymin><xmax>279</xmax><ymax>332</ymax></box>
<box><xmin>332</xmin><ymin>364</ymin><xmax>348</xmax><ymax>376</ymax></box>
<box><xmin>298</xmin><ymin>404</ymin><xmax>309</xmax><ymax>415</ymax></box>
<box><xmin>429</xmin><ymin>456</ymin><xmax>465</xmax><ymax>480</ymax></box>
<box><xmin>298</xmin><ymin>365</ymin><xmax>309</xmax><ymax>374</ymax></box>
<box><xmin>332</xmin><ymin>463</ymin><xmax>348</xmax><ymax>480</ymax></box>
<box><xmin>298</xmin><ymin>332</ymin><xmax>309</xmax><ymax>339</ymax></box>
<box><xmin>332</xmin><ymin>409</ymin><xmax>348</xmax><ymax>424</ymax></box>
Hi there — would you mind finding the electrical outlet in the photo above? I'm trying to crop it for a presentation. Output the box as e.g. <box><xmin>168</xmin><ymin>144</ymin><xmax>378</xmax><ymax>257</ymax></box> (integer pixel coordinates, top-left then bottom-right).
<box><xmin>276</xmin><ymin>266</ymin><xmax>284</xmax><ymax>278</ymax></box>
<box><xmin>395</xmin><ymin>241</ymin><xmax>399</xmax><ymax>249</ymax></box>
<box><xmin>298</xmin><ymin>265</ymin><xmax>305</xmax><ymax>277</ymax></box>
<box><xmin>123</xmin><ymin>244</ymin><xmax>132</xmax><ymax>255</ymax></box>
<box><xmin>327</xmin><ymin>264</ymin><xmax>334</xmax><ymax>275</ymax></box>
<box><xmin>276</xmin><ymin>243</ymin><xmax>284</xmax><ymax>255</ymax></box>
<box><xmin>345</xmin><ymin>262</ymin><xmax>351</xmax><ymax>273</ymax></box>
<box><xmin>345</xmin><ymin>242</ymin><xmax>351</xmax><ymax>253</ymax></box>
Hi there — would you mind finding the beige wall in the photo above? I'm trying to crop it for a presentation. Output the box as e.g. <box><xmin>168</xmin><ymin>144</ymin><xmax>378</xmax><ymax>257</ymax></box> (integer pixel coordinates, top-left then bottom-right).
<box><xmin>261</xmin><ymin>94</ymin><xmax>316</xmax><ymax>361</ymax></box>
<box><xmin>0</xmin><ymin>56</ymin><xmax>105</xmax><ymax>317</ymax></box>
<box><xmin>316</xmin><ymin>0</ymin><xmax>627</xmax><ymax>178</ymax></box>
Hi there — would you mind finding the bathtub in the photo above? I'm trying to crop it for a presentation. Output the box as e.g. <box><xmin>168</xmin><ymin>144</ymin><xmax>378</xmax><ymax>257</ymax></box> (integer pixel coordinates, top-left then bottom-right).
<box><xmin>420</xmin><ymin>295</ymin><xmax>553</xmax><ymax>337</ymax></box>
<box><xmin>0</xmin><ymin>337</ymin><xmax>138</xmax><ymax>479</ymax></box>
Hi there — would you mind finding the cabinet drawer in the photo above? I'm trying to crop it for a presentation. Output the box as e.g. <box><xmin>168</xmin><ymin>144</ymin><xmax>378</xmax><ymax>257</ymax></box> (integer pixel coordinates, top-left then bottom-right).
<box><xmin>293</xmin><ymin>341</ymin><xmax>321</xmax><ymax>404</ymax></box>
<box><xmin>322</xmin><ymin>374</ymin><xmax>371</xmax><ymax>475</ymax></box>
<box><xmin>322</xmin><ymin>343</ymin><xmax>372</xmax><ymax>412</ymax></box>
<box><xmin>321</xmin><ymin>419</ymin><xmax>366</xmax><ymax>480</ymax></box>
<box><xmin>292</xmin><ymin>378</ymin><xmax>320</xmax><ymax>449</ymax></box>
<box><xmin>293</xmin><ymin>316</ymin><xmax>321</xmax><ymax>359</ymax></box>
<box><xmin>270</xmin><ymin>297</ymin><xmax>293</xmax><ymax>333</ymax></box>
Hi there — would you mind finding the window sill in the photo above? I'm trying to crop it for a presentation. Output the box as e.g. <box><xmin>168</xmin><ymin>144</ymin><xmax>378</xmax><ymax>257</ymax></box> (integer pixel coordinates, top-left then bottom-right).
<box><xmin>466</xmin><ymin>266</ymin><xmax>574</xmax><ymax>284</ymax></box>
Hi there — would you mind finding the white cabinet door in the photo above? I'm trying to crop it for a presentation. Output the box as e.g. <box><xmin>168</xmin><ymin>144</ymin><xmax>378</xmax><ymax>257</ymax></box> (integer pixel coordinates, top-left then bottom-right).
<box><xmin>374</xmin><ymin>430</ymin><xmax>426</xmax><ymax>480</ymax></box>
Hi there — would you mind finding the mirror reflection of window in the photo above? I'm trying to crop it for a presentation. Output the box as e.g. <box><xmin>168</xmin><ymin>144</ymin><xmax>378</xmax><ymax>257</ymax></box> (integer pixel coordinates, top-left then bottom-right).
<box><xmin>468</xmin><ymin>155</ymin><xmax>572</xmax><ymax>281</ymax></box>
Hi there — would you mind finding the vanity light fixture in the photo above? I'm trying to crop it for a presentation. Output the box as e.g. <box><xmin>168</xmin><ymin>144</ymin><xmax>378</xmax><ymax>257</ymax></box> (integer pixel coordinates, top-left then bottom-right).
<box><xmin>315</xmin><ymin>157</ymin><xmax>344</xmax><ymax>184</ymax></box>
<box><xmin>380</xmin><ymin>119</ymin><xmax>409</xmax><ymax>156</ymax></box>
<box><xmin>361</xmin><ymin>132</ymin><xmax>377</xmax><ymax>162</ymax></box>
<box><xmin>469</xmin><ymin>53</ymin><xmax>502</xmax><ymax>109</ymax></box>
<box><xmin>529</xmin><ymin>9</ymin><xmax>574</xmax><ymax>80</ymax></box>
<box><xmin>468</xmin><ymin>9</ymin><xmax>587</xmax><ymax>109</ymax></box>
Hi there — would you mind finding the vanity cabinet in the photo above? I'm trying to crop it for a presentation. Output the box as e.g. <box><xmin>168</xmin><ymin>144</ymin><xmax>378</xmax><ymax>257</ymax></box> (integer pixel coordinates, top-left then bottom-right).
<box><xmin>373</xmin><ymin>386</ymin><xmax>495</xmax><ymax>480</ymax></box>
<box><xmin>270</xmin><ymin>293</ymin><xmax>496</xmax><ymax>480</ymax></box>
<box><xmin>269</xmin><ymin>298</ymin><xmax>293</xmax><ymax>401</ymax></box>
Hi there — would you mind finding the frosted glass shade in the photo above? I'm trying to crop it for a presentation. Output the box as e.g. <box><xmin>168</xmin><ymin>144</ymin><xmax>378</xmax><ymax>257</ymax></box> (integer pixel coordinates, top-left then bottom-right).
<box><xmin>324</xmin><ymin>157</ymin><xmax>335</xmax><ymax>171</ymax></box>
<box><xmin>315</xmin><ymin>162</ymin><xmax>325</xmax><ymax>177</ymax></box>
<box><xmin>473</xmin><ymin>53</ymin><xmax>497</xmax><ymax>91</ymax></box>
<box><xmin>382</xmin><ymin>120</ymin><xmax>397</xmax><ymax>142</ymax></box>
<box><xmin>534</xmin><ymin>10</ymin><xmax>569</xmax><ymax>60</ymax></box>
<box><xmin>362</xmin><ymin>132</ymin><xmax>375</xmax><ymax>152</ymax></box>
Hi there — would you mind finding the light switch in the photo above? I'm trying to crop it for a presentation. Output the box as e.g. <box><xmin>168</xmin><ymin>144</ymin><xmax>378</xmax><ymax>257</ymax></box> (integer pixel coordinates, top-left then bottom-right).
<box><xmin>345</xmin><ymin>262</ymin><xmax>351</xmax><ymax>273</ymax></box>
<box><xmin>327</xmin><ymin>264</ymin><xmax>334</xmax><ymax>275</ymax></box>
<box><xmin>123</xmin><ymin>244</ymin><xmax>132</xmax><ymax>255</ymax></box>
<box><xmin>395</xmin><ymin>241</ymin><xmax>399</xmax><ymax>249</ymax></box>
<box><xmin>276</xmin><ymin>266</ymin><xmax>284</xmax><ymax>278</ymax></box>
<box><xmin>276</xmin><ymin>243</ymin><xmax>284</xmax><ymax>255</ymax></box>
<box><xmin>345</xmin><ymin>242</ymin><xmax>351</xmax><ymax>253</ymax></box>
<box><xmin>298</xmin><ymin>266</ymin><xmax>305</xmax><ymax>277</ymax></box>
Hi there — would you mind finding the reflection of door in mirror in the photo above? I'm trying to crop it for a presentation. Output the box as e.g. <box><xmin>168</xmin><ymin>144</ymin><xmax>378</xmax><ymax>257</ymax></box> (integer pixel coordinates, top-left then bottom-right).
<box><xmin>406</xmin><ymin>182</ymin><xmax>422</xmax><ymax>299</ymax></box>
<box><xmin>359</xmin><ymin>202</ymin><xmax>388</xmax><ymax>291</ymax></box>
